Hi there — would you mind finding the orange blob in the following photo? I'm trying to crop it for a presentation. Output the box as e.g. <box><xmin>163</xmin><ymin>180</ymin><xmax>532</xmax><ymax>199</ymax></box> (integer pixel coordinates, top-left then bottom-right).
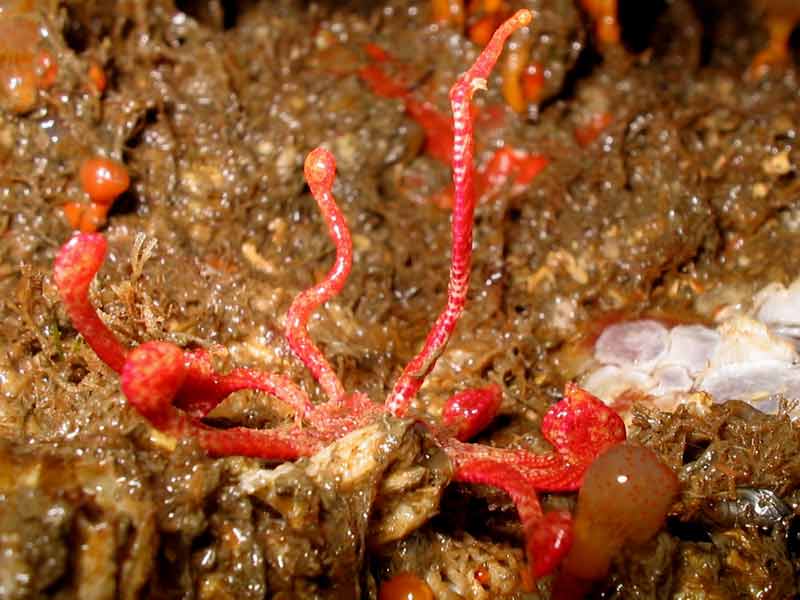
<box><xmin>62</xmin><ymin>201</ymin><xmax>84</xmax><ymax>230</ymax></box>
<box><xmin>36</xmin><ymin>50</ymin><xmax>57</xmax><ymax>89</ymax></box>
<box><xmin>88</xmin><ymin>62</ymin><xmax>106</xmax><ymax>93</ymax></box>
<box><xmin>79</xmin><ymin>157</ymin><xmax>130</xmax><ymax>206</ymax></box>
<box><xmin>562</xmin><ymin>443</ymin><xmax>679</xmax><ymax>581</ymax></box>
<box><xmin>0</xmin><ymin>0</ymin><xmax>36</xmax><ymax>17</ymax></box>
<box><xmin>480</xmin><ymin>0</ymin><xmax>504</xmax><ymax>12</ymax></box>
<box><xmin>574</xmin><ymin>112</ymin><xmax>613</xmax><ymax>147</ymax></box>
<box><xmin>579</xmin><ymin>0</ymin><xmax>620</xmax><ymax>45</ymax></box>
<box><xmin>0</xmin><ymin>16</ymin><xmax>41</xmax><ymax>113</ymax></box>
<box><xmin>521</xmin><ymin>62</ymin><xmax>545</xmax><ymax>104</ymax></box>
<box><xmin>469</xmin><ymin>14</ymin><xmax>499</xmax><ymax>46</ymax></box>
<box><xmin>475</xmin><ymin>146</ymin><xmax>549</xmax><ymax>200</ymax></box>
<box><xmin>474</xmin><ymin>565</ymin><xmax>491</xmax><ymax>586</ymax></box>
<box><xmin>62</xmin><ymin>201</ymin><xmax>111</xmax><ymax>233</ymax></box>
<box><xmin>404</xmin><ymin>97</ymin><xmax>453</xmax><ymax>164</ymax></box>
<box><xmin>431</xmin><ymin>0</ymin><xmax>465</xmax><ymax>29</ymax></box>
<box><xmin>379</xmin><ymin>573</ymin><xmax>434</xmax><ymax>600</ymax></box>
<box><xmin>500</xmin><ymin>34</ymin><xmax>532</xmax><ymax>113</ymax></box>
<box><xmin>79</xmin><ymin>203</ymin><xmax>110</xmax><ymax>232</ymax></box>
<box><xmin>748</xmin><ymin>2</ymin><xmax>800</xmax><ymax>78</ymax></box>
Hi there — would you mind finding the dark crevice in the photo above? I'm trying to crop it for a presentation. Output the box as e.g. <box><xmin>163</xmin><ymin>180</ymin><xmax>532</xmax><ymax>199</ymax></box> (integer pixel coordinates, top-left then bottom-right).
<box><xmin>539</xmin><ymin>42</ymin><xmax>601</xmax><ymax>115</ymax></box>
<box><xmin>175</xmin><ymin>0</ymin><xmax>248</xmax><ymax>31</ymax></box>
<box><xmin>667</xmin><ymin>516</ymin><xmax>713</xmax><ymax>543</ymax></box>
<box><xmin>619</xmin><ymin>0</ymin><xmax>668</xmax><ymax>54</ymax></box>
<box><xmin>682</xmin><ymin>438</ymin><xmax>711</xmax><ymax>464</ymax></box>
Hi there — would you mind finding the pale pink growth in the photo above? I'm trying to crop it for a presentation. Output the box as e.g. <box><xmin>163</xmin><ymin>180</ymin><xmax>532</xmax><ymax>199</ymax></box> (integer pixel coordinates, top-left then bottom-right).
<box><xmin>386</xmin><ymin>10</ymin><xmax>533</xmax><ymax>416</ymax></box>
<box><xmin>285</xmin><ymin>147</ymin><xmax>351</xmax><ymax>403</ymax></box>
<box><xmin>53</xmin><ymin>233</ymin><xmax>128</xmax><ymax>373</ymax></box>
<box><xmin>441</xmin><ymin>384</ymin><xmax>502</xmax><ymax>440</ymax></box>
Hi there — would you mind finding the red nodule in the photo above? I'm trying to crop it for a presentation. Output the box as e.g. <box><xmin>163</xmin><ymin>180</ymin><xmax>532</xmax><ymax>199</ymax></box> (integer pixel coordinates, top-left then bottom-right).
<box><xmin>442</xmin><ymin>384</ymin><xmax>502</xmax><ymax>440</ymax></box>
<box><xmin>386</xmin><ymin>9</ymin><xmax>533</xmax><ymax>417</ymax></box>
<box><xmin>286</xmin><ymin>146</ymin><xmax>351</xmax><ymax>403</ymax></box>
<box><xmin>528</xmin><ymin>511</ymin><xmax>574</xmax><ymax>579</ymax></box>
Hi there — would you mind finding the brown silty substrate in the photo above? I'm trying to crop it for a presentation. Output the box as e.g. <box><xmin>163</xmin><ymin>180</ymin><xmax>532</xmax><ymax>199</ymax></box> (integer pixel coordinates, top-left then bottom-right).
<box><xmin>1</xmin><ymin>1</ymin><xmax>799</xmax><ymax>598</ymax></box>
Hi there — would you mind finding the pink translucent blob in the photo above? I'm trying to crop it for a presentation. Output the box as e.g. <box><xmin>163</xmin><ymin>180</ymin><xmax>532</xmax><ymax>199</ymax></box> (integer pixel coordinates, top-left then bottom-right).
<box><xmin>562</xmin><ymin>444</ymin><xmax>679</xmax><ymax>581</ymax></box>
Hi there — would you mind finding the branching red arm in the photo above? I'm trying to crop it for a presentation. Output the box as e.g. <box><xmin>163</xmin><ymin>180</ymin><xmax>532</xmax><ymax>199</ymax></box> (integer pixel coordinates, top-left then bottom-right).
<box><xmin>284</xmin><ymin>148</ymin><xmax>351</xmax><ymax>403</ymax></box>
<box><xmin>121</xmin><ymin>341</ymin><xmax>322</xmax><ymax>460</ymax></box>
<box><xmin>386</xmin><ymin>10</ymin><xmax>533</xmax><ymax>416</ymax></box>
<box><xmin>53</xmin><ymin>233</ymin><xmax>128</xmax><ymax>372</ymax></box>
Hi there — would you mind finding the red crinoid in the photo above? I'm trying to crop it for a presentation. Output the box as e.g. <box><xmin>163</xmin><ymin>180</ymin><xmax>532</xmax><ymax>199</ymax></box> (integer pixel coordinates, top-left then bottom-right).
<box><xmin>52</xmin><ymin>10</ymin><xmax>625</xmax><ymax>580</ymax></box>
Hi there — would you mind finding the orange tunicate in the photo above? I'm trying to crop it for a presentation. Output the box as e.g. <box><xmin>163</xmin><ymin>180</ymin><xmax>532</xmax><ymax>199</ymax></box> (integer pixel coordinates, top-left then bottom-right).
<box><xmin>431</xmin><ymin>0</ymin><xmax>465</xmax><ymax>29</ymax></box>
<box><xmin>0</xmin><ymin>16</ymin><xmax>41</xmax><ymax>114</ymax></box>
<box><xmin>469</xmin><ymin>14</ymin><xmax>499</xmax><ymax>47</ymax></box>
<box><xmin>62</xmin><ymin>201</ymin><xmax>84</xmax><ymax>230</ymax></box>
<box><xmin>561</xmin><ymin>443</ymin><xmax>679</xmax><ymax>581</ymax></box>
<box><xmin>78</xmin><ymin>202</ymin><xmax>110</xmax><ymax>232</ymax></box>
<box><xmin>379</xmin><ymin>573</ymin><xmax>434</xmax><ymax>600</ymax></box>
<box><xmin>521</xmin><ymin>61</ymin><xmax>545</xmax><ymax>104</ymax></box>
<box><xmin>79</xmin><ymin>157</ymin><xmax>130</xmax><ymax>206</ymax></box>
<box><xmin>474</xmin><ymin>564</ymin><xmax>491</xmax><ymax>586</ymax></box>
<box><xmin>501</xmin><ymin>33</ymin><xmax>533</xmax><ymax>113</ymax></box>
<box><xmin>62</xmin><ymin>201</ymin><xmax>111</xmax><ymax>233</ymax></box>
<box><xmin>579</xmin><ymin>0</ymin><xmax>620</xmax><ymax>45</ymax></box>
<box><xmin>749</xmin><ymin>0</ymin><xmax>800</xmax><ymax>77</ymax></box>
<box><xmin>0</xmin><ymin>0</ymin><xmax>36</xmax><ymax>16</ymax></box>
<box><xmin>36</xmin><ymin>49</ymin><xmax>57</xmax><ymax>89</ymax></box>
<box><xmin>88</xmin><ymin>62</ymin><xmax>106</xmax><ymax>93</ymax></box>
<box><xmin>574</xmin><ymin>111</ymin><xmax>613</xmax><ymax>147</ymax></box>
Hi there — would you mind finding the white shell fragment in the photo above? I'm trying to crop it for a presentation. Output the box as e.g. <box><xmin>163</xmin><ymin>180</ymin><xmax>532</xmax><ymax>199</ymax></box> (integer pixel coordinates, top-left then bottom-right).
<box><xmin>696</xmin><ymin>361</ymin><xmax>800</xmax><ymax>407</ymax></box>
<box><xmin>582</xmin><ymin>365</ymin><xmax>656</xmax><ymax>401</ymax></box>
<box><xmin>652</xmin><ymin>365</ymin><xmax>693</xmax><ymax>396</ymax></box>
<box><xmin>754</xmin><ymin>279</ymin><xmax>800</xmax><ymax>340</ymax></box>
<box><xmin>663</xmin><ymin>325</ymin><xmax>720</xmax><ymax>375</ymax></box>
<box><xmin>582</xmin><ymin>274</ymin><xmax>800</xmax><ymax>420</ymax></box>
<box><xmin>595</xmin><ymin>319</ymin><xmax>669</xmax><ymax>371</ymax></box>
<box><xmin>706</xmin><ymin>316</ymin><xmax>797</xmax><ymax>368</ymax></box>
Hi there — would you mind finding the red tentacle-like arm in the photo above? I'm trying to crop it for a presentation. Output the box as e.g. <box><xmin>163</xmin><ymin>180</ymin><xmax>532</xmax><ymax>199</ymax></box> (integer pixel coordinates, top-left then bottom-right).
<box><xmin>53</xmin><ymin>233</ymin><xmax>128</xmax><ymax>373</ymax></box>
<box><xmin>440</xmin><ymin>384</ymin><xmax>626</xmax><ymax>578</ymax></box>
<box><xmin>121</xmin><ymin>342</ymin><xmax>321</xmax><ymax>460</ymax></box>
<box><xmin>174</xmin><ymin>348</ymin><xmax>314</xmax><ymax>422</ymax></box>
<box><xmin>441</xmin><ymin>384</ymin><xmax>502</xmax><ymax>441</ymax></box>
<box><xmin>386</xmin><ymin>10</ymin><xmax>533</xmax><ymax>416</ymax></box>
<box><xmin>52</xmin><ymin>233</ymin><xmax>315</xmax><ymax>428</ymax></box>
<box><xmin>285</xmin><ymin>148</ymin><xmax>351</xmax><ymax>403</ymax></box>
